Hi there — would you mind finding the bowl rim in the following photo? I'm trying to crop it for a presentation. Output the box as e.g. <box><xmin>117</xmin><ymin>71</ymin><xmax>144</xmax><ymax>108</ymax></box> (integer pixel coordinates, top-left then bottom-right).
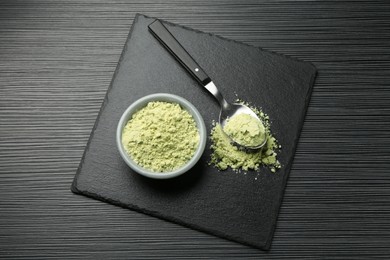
<box><xmin>116</xmin><ymin>93</ymin><xmax>207</xmax><ymax>179</ymax></box>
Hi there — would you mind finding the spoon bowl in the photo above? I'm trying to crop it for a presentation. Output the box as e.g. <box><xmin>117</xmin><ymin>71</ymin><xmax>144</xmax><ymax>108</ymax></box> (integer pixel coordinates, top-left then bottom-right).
<box><xmin>219</xmin><ymin>102</ymin><xmax>267</xmax><ymax>150</ymax></box>
<box><xmin>204</xmin><ymin>81</ymin><xmax>267</xmax><ymax>150</ymax></box>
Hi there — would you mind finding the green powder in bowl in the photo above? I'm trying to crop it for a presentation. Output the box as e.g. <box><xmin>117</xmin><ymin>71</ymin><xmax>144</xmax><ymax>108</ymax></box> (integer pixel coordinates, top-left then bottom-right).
<box><xmin>122</xmin><ymin>101</ymin><xmax>199</xmax><ymax>172</ymax></box>
<box><xmin>117</xmin><ymin>93</ymin><xmax>207</xmax><ymax>179</ymax></box>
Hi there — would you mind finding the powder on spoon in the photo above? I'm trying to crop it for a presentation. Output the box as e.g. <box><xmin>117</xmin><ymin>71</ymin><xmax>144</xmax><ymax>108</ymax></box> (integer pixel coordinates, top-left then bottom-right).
<box><xmin>210</xmin><ymin>102</ymin><xmax>281</xmax><ymax>173</ymax></box>
<box><xmin>224</xmin><ymin>113</ymin><xmax>266</xmax><ymax>147</ymax></box>
<box><xmin>122</xmin><ymin>101</ymin><xmax>199</xmax><ymax>172</ymax></box>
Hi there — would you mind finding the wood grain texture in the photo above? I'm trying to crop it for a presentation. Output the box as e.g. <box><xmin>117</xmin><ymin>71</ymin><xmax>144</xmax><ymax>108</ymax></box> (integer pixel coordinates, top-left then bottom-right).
<box><xmin>0</xmin><ymin>0</ymin><xmax>389</xmax><ymax>258</ymax></box>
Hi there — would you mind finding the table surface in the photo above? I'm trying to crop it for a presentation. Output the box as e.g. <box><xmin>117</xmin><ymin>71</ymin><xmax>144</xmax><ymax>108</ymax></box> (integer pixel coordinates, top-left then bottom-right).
<box><xmin>1</xmin><ymin>0</ymin><xmax>389</xmax><ymax>258</ymax></box>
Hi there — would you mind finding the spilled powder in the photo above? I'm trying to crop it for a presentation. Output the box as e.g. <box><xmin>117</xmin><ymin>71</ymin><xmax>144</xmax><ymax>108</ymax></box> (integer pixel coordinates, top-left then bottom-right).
<box><xmin>210</xmin><ymin>102</ymin><xmax>281</xmax><ymax>173</ymax></box>
<box><xmin>122</xmin><ymin>101</ymin><xmax>199</xmax><ymax>172</ymax></box>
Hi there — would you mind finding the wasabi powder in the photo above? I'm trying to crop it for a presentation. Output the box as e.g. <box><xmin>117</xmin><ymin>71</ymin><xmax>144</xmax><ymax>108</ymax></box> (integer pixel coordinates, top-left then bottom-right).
<box><xmin>210</xmin><ymin>102</ymin><xmax>281</xmax><ymax>173</ymax></box>
<box><xmin>224</xmin><ymin>113</ymin><xmax>266</xmax><ymax>147</ymax></box>
<box><xmin>122</xmin><ymin>101</ymin><xmax>199</xmax><ymax>172</ymax></box>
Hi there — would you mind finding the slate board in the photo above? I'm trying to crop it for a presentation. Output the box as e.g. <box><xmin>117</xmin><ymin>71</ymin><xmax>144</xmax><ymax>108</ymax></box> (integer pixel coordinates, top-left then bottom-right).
<box><xmin>71</xmin><ymin>14</ymin><xmax>316</xmax><ymax>250</ymax></box>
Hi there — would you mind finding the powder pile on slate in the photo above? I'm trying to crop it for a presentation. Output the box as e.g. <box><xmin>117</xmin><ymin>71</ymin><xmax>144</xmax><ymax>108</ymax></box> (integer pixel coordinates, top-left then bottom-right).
<box><xmin>122</xmin><ymin>101</ymin><xmax>199</xmax><ymax>172</ymax></box>
<box><xmin>210</xmin><ymin>102</ymin><xmax>281</xmax><ymax>173</ymax></box>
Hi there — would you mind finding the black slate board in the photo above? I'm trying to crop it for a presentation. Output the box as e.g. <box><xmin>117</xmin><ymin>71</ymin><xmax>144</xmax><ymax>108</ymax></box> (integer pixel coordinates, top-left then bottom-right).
<box><xmin>71</xmin><ymin>14</ymin><xmax>316</xmax><ymax>250</ymax></box>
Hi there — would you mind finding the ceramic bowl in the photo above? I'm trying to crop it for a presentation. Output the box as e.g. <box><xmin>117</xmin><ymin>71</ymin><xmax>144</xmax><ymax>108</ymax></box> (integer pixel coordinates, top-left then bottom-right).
<box><xmin>116</xmin><ymin>93</ymin><xmax>206</xmax><ymax>179</ymax></box>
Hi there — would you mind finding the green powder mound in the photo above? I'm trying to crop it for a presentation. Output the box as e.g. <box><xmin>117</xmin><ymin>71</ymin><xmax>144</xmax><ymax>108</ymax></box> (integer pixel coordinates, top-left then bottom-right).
<box><xmin>122</xmin><ymin>101</ymin><xmax>199</xmax><ymax>172</ymax></box>
<box><xmin>224</xmin><ymin>113</ymin><xmax>266</xmax><ymax>147</ymax></box>
<box><xmin>210</xmin><ymin>103</ymin><xmax>281</xmax><ymax>173</ymax></box>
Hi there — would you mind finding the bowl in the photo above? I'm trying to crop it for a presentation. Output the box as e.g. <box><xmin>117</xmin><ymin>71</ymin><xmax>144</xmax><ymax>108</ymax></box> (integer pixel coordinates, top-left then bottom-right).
<box><xmin>116</xmin><ymin>93</ymin><xmax>207</xmax><ymax>179</ymax></box>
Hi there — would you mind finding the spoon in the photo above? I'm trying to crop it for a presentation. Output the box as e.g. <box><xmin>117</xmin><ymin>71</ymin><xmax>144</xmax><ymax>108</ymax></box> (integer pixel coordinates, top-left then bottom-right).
<box><xmin>148</xmin><ymin>20</ymin><xmax>266</xmax><ymax>150</ymax></box>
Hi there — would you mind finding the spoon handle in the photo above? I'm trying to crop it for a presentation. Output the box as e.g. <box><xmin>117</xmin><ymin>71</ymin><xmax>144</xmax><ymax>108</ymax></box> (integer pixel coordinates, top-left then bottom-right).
<box><xmin>148</xmin><ymin>20</ymin><xmax>211</xmax><ymax>86</ymax></box>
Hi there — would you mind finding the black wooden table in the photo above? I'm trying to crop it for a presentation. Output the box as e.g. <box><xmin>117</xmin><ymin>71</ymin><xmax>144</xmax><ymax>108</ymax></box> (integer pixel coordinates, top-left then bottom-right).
<box><xmin>1</xmin><ymin>1</ymin><xmax>389</xmax><ymax>258</ymax></box>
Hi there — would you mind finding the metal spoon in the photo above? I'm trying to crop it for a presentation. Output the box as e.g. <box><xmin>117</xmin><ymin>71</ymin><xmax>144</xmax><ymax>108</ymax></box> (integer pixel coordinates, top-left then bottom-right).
<box><xmin>148</xmin><ymin>20</ymin><xmax>266</xmax><ymax>150</ymax></box>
